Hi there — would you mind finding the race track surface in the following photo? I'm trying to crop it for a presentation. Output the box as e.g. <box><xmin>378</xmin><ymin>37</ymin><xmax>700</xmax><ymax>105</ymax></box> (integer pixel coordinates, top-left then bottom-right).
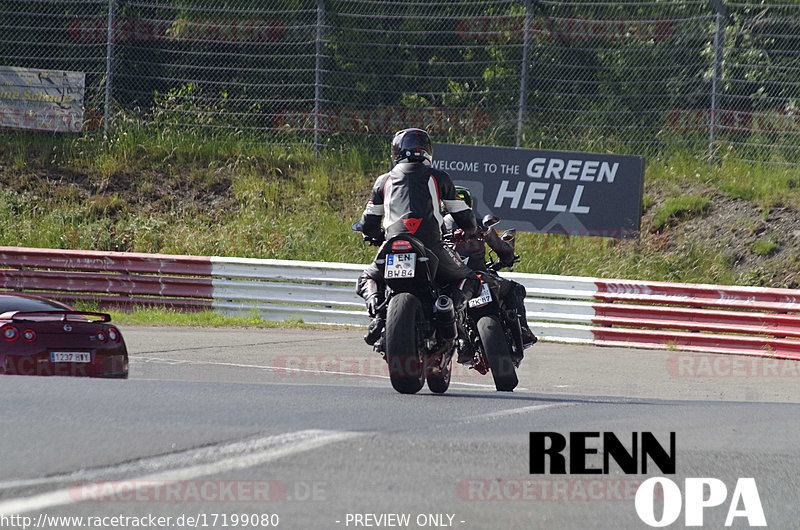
<box><xmin>1</xmin><ymin>327</ymin><xmax>798</xmax><ymax>529</ymax></box>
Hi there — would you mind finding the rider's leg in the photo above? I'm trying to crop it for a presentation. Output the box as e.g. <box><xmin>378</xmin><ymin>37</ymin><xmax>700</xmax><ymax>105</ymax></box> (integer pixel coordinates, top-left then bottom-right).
<box><xmin>506</xmin><ymin>279</ymin><xmax>537</xmax><ymax>347</ymax></box>
<box><xmin>356</xmin><ymin>266</ymin><xmax>385</xmax><ymax>346</ymax></box>
<box><xmin>479</xmin><ymin>270</ymin><xmax>537</xmax><ymax>352</ymax></box>
<box><xmin>430</xmin><ymin>243</ymin><xmax>481</xmax><ymax>306</ymax></box>
<box><xmin>429</xmin><ymin>243</ymin><xmax>482</xmax><ymax>364</ymax></box>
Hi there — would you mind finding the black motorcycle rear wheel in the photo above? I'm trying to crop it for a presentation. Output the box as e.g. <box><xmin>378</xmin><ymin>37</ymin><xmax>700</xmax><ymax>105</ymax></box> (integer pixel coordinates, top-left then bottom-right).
<box><xmin>385</xmin><ymin>292</ymin><xmax>426</xmax><ymax>394</ymax></box>
<box><xmin>477</xmin><ymin>315</ymin><xmax>518</xmax><ymax>391</ymax></box>
<box><xmin>425</xmin><ymin>353</ymin><xmax>452</xmax><ymax>394</ymax></box>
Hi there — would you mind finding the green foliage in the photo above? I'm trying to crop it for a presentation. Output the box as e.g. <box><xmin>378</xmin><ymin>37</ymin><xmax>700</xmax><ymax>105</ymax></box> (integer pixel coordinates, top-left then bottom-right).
<box><xmin>81</xmin><ymin>305</ymin><xmax>339</xmax><ymax>329</ymax></box>
<box><xmin>651</xmin><ymin>195</ymin><xmax>711</xmax><ymax>230</ymax></box>
<box><xmin>752</xmin><ymin>239</ymin><xmax>779</xmax><ymax>257</ymax></box>
<box><xmin>512</xmin><ymin>232</ymin><xmax>735</xmax><ymax>285</ymax></box>
<box><xmin>4</xmin><ymin>1</ymin><xmax>800</xmax><ymax>159</ymax></box>
<box><xmin>0</xmin><ymin>126</ymin><xmax>798</xmax><ymax>288</ymax></box>
<box><xmin>710</xmin><ymin>160</ymin><xmax>800</xmax><ymax>208</ymax></box>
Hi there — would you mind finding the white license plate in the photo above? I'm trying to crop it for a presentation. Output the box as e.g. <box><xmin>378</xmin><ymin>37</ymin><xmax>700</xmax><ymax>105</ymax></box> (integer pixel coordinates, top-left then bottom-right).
<box><xmin>50</xmin><ymin>352</ymin><xmax>91</xmax><ymax>363</ymax></box>
<box><xmin>468</xmin><ymin>283</ymin><xmax>493</xmax><ymax>308</ymax></box>
<box><xmin>384</xmin><ymin>253</ymin><xmax>417</xmax><ymax>279</ymax></box>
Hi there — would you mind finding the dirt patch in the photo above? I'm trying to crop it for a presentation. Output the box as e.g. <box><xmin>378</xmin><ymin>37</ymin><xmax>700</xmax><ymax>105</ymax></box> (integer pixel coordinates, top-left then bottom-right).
<box><xmin>2</xmin><ymin>167</ymin><xmax>235</xmax><ymax>218</ymax></box>
<box><xmin>643</xmin><ymin>187</ymin><xmax>800</xmax><ymax>287</ymax></box>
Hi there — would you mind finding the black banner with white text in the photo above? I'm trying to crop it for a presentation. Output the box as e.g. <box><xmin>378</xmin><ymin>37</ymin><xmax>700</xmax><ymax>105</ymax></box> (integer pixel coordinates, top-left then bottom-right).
<box><xmin>433</xmin><ymin>143</ymin><xmax>644</xmax><ymax>239</ymax></box>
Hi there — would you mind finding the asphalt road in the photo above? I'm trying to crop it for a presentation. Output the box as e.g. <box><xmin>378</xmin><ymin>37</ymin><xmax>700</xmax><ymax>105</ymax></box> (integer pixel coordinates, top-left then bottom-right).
<box><xmin>1</xmin><ymin>327</ymin><xmax>799</xmax><ymax>529</ymax></box>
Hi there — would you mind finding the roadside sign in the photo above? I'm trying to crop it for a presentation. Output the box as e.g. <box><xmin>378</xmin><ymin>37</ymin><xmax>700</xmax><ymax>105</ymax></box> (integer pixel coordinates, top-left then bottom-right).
<box><xmin>0</xmin><ymin>66</ymin><xmax>85</xmax><ymax>133</ymax></box>
<box><xmin>433</xmin><ymin>143</ymin><xmax>644</xmax><ymax>238</ymax></box>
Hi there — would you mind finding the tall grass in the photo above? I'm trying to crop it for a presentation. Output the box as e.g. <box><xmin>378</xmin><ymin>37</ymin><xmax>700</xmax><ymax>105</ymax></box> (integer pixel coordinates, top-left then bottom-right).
<box><xmin>1</xmin><ymin>126</ymin><xmax>799</xmax><ymax>287</ymax></box>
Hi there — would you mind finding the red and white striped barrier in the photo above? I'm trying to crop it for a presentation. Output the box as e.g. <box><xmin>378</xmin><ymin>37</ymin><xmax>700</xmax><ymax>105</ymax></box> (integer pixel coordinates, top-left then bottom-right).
<box><xmin>2</xmin><ymin>246</ymin><xmax>800</xmax><ymax>360</ymax></box>
<box><xmin>0</xmin><ymin>246</ymin><xmax>215</xmax><ymax>309</ymax></box>
<box><xmin>0</xmin><ymin>247</ymin><xmax>365</xmax><ymax>325</ymax></box>
<box><xmin>507</xmin><ymin>272</ymin><xmax>800</xmax><ymax>361</ymax></box>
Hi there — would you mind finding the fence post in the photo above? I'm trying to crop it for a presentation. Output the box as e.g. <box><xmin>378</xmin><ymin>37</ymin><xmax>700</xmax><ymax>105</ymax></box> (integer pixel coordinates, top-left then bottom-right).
<box><xmin>104</xmin><ymin>0</ymin><xmax>116</xmax><ymax>138</ymax></box>
<box><xmin>314</xmin><ymin>0</ymin><xmax>325</xmax><ymax>156</ymax></box>
<box><xmin>709</xmin><ymin>0</ymin><xmax>727</xmax><ymax>159</ymax></box>
<box><xmin>516</xmin><ymin>0</ymin><xmax>531</xmax><ymax>148</ymax></box>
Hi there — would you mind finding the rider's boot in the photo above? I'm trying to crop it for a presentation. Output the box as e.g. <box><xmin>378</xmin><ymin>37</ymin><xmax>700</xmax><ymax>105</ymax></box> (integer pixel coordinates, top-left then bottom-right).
<box><xmin>361</xmin><ymin>278</ymin><xmax>385</xmax><ymax>347</ymax></box>
<box><xmin>449</xmin><ymin>276</ymin><xmax>480</xmax><ymax>364</ymax></box>
<box><xmin>508</xmin><ymin>282</ymin><xmax>536</xmax><ymax>349</ymax></box>
<box><xmin>364</xmin><ymin>316</ymin><xmax>384</xmax><ymax>346</ymax></box>
<box><xmin>521</xmin><ymin>323</ymin><xmax>537</xmax><ymax>348</ymax></box>
<box><xmin>456</xmin><ymin>321</ymin><xmax>474</xmax><ymax>364</ymax></box>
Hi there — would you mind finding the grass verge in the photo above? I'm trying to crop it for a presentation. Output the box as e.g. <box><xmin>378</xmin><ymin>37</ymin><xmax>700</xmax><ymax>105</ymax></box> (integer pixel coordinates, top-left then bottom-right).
<box><xmin>2</xmin><ymin>127</ymin><xmax>800</xmax><ymax>288</ymax></box>
<box><xmin>72</xmin><ymin>303</ymin><xmax>354</xmax><ymax>330</ymax></box>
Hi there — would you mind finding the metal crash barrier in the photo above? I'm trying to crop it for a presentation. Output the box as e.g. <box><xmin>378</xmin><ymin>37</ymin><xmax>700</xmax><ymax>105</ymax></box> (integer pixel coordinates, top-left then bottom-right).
<box><xmin>2</xmin><ymin>246</ymin><xmax>800</xmax><ymax>360</ymax></box>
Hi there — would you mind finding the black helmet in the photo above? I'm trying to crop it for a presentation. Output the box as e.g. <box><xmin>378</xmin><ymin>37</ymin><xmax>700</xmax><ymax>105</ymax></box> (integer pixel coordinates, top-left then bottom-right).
<box><xmin>391</xmin><ymin>128</ymin><xmax>433</xmax><ymax>164</ymax></box>
<box><xmin>455</xmin><ymin>186</ymin><xmax>472</xmax><ymax>208</ymax></box>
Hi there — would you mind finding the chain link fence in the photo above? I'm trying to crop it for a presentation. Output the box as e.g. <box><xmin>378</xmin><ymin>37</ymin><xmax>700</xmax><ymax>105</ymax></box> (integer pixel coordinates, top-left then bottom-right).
<box><xmin>2</xmin><ymin>0</ymin><xmax>800</xmax><ymax>163</ymax></box>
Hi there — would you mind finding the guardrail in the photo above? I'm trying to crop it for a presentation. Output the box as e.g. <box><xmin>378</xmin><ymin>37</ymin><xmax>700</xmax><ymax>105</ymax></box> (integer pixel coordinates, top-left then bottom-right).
<box><xmin>2</xmin><ymin>246</ymin><xmax>800</xmax><ymax>360</ymax></box>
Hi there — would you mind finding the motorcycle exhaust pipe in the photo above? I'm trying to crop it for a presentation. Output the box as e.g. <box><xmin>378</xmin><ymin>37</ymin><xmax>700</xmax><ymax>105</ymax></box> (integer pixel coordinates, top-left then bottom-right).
<box><xmin>434</xmin><ymin>295</ymin><xmax>457</xmax><ymax>341</ymax></box>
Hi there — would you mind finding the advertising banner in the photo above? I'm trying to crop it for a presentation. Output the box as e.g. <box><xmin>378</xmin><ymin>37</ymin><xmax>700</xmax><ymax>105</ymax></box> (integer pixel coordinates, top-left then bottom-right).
<box><xmin>0</xmin><ymin>66</ymin><xmax>85</xmax><ymax>133</ymax></box>
<box><xmin>433</xmin><ymin>143</ymin><xmax>644</xmax><ymax>239</ymax></box>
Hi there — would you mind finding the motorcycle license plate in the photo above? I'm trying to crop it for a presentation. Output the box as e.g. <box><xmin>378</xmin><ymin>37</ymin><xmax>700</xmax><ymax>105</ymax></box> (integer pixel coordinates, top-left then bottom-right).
<box><xmin>385</xmin><ymin>253</ymin><xmax>417</xmax><ymax>279</ymax></box>
<box><xmin>468</xmin><ymin>282</ymin><xmax>492</xmax><ymax>308</ymax></box>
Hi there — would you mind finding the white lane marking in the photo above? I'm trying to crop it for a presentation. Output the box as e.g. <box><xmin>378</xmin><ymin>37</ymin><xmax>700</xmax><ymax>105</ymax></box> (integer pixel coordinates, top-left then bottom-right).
<box><xmin>133</xmin><ymin>357</ymin><xmax>506</xmax><ymax>390</ymax></box>
<box><xmin>0</xmin><ymin>429</ymin><xmax>360</xmax><ymax>517</ymax></box>
<box><xmin>470</xmin><ymin>402</ymin><xmax>577</xmax><ymax>422</ymax></box>
<box><xmin>0</xmin><ymin>429</ymin><xmax>344</xmax><ymax>491</ymax></box>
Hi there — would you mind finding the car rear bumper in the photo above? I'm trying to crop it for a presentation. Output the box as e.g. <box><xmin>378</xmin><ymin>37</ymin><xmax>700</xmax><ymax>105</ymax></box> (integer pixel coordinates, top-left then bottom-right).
<box><xmin>0</xmin><ymin>351</ymin><xmax>128</xmax><ymax>378</ymax></box>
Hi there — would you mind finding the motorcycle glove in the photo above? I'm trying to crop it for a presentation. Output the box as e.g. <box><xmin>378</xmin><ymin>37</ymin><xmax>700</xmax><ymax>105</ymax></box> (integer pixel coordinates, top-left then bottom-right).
<box><xmin>366</xmin><ymin>295</ymin><xmax>382</xmax><ymax>317</ymax></box>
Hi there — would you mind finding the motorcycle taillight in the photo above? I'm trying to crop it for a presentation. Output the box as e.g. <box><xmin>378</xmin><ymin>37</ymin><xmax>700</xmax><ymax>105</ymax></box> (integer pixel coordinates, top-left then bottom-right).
<box><xmin>391</xmin><ymin>240</ymin><xmax>413</xmax><ymax>251</ymax></box>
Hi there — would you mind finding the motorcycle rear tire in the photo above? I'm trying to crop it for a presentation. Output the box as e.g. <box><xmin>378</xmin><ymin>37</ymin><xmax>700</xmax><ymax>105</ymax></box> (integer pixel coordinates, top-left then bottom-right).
<box><xmin>385</xmin><ymin>292</ymin><xmax>426</xmax><ymax>394</ymax></box>
<box><xmin>477</xmin><ymin>315</ymin><xmax>518</xmax><ymax>391</ymax></box>
<box><xmin>425</xmin><ymin>354</ymin><xmax>452</xmax><ymax>394</ymax></box>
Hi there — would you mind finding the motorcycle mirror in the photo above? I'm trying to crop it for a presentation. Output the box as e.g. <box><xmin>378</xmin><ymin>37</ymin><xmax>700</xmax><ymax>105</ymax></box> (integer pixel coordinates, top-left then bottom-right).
<box><xmin>351</xmin><ymin>221</ymin><xmax>363</xmax><ymax>232</ymax></box>
<box><xmin>482</xmin><ymin>214</ymin><xmax>500</xmax><ymax>228</ymax></box>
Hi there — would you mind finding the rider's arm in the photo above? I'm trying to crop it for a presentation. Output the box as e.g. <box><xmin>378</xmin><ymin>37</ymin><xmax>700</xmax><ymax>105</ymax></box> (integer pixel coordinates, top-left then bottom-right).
<box><xmin>360</xmin><ymin>174</ymin><xmax>387</xmax><ymax>240</ymax></box>
<box><xmin>485</xmin><ymin>228</ymin><xmax>515</xmax><ymax>264</ymax></box>
<box><xmin>437</xmin><ymin>170</ymin><xmax>477</xmax><ymax>232</ymax></box>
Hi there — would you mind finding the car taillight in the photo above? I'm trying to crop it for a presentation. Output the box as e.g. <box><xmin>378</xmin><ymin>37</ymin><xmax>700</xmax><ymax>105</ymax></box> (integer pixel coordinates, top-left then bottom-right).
<box><xmin>97</xmin><ymin>331</ymin><xmax>108</xmax><ymax>343</ymax></box>
<box><xmin>23</xmin><ymin>329</ymin><xmax>36</xmax><ymax>342</ymax></box>
<box><xmin>2</xmin><ymin>325</ymin><xmax>19</xmax><ymax>341</ymax></box>
<box><xmin>108</xmin><ymin>327</ymin><xmax>120</xmax><ymax>343</ymax></box>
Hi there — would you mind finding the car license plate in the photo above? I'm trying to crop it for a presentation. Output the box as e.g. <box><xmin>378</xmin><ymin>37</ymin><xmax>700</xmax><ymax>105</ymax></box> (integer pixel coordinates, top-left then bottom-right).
<box><xmin>50</xmin><ymin>352</ymin><xmax>91</xmax><ymax>363</ymax></box>
<box><xmin>468</xmin><ymin>283</ymin><xmax>493</xmax><ymax>308</ymax></box>
<box><xmin>385</xmin><ymin>253</ymin><xmax>417</xmax><ymax>279</ymax></box>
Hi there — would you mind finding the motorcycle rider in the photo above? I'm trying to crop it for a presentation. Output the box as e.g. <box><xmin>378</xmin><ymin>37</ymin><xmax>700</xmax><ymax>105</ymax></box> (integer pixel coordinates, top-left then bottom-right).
<box><xmin>443</xmin><ymin>186</ymin><xmax>538</xmax><ymax>358</ymax></box>
<box><xmin>355</xmin><ymin>128</ymin><xmax>481</xmax><ymax>347</ymax></box>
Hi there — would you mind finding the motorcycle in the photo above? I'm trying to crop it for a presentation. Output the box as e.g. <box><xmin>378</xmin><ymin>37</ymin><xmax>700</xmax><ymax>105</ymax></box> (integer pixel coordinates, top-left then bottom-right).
<box><xmin>445</xmin><ymin>215</ymin><xmax>523</xmax><ymax>392</ymax></box>
<box><xmin>353</xmin><ymin>218</ymin><xmax>520</xmax><ymax>393</ymax></box>
<box><xmin>353</xmin><ymin>222</ymin><xmax>459</xmax><ymax>394</ymax></box>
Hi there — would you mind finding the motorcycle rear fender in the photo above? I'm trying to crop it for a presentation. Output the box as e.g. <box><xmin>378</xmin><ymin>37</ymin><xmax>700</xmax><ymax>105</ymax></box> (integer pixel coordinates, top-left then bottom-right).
<box><xmin>374</xmin><ymin>235</ymin><xmax>439</xmax><ymax>286</ymax></box>
<box><xmin>466</xmin><ymin>274</ymin><xmax>501</xmax><ymax>317</ymax></box>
